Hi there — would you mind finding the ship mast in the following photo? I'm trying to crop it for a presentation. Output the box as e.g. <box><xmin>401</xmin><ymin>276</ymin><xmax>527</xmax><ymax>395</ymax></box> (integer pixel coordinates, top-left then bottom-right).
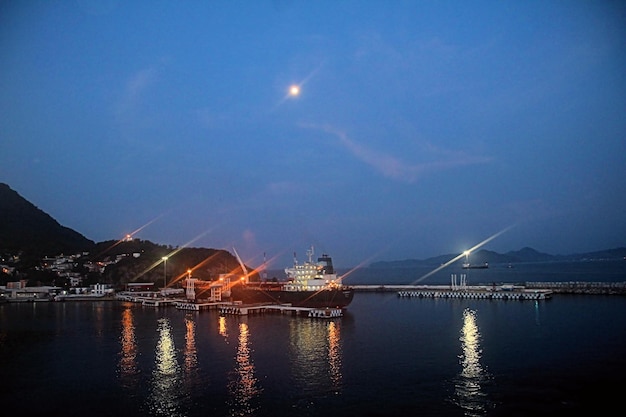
<box><xmin>307</xmin><ymin>246</ymin><xmax>314</xmax><ymax>263</ymax></box>
<box><xmin>232</xmin><ymin>246</ymin><xmax>248</xmax><ymax>284</ymax></box>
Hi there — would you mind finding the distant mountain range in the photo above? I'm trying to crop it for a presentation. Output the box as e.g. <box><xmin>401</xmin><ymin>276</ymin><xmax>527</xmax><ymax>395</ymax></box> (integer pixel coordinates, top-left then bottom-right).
<box><xmin>1</xmin><ymin>182</ymin><xmax>625</xmax><ymax>267</ymax></box>
<box><xmin>370</xmin><ymin>246</ymin><xmax>626</xmax><ymax>268</ymax></box>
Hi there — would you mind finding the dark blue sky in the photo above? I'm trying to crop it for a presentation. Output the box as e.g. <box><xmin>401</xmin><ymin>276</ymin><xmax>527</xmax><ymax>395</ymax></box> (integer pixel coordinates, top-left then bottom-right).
<box><xmin>1</xmin><ymin>1</ymin><xmax>625</xmax><ymax>268</ymax></box>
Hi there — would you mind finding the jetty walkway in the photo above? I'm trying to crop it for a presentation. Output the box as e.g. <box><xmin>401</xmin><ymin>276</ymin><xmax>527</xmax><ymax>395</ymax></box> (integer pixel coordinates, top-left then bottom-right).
<box><xmin>351</xmin><ymin>284</ymin><xmax>552</xmax><ymax>300</ymax></box>
<box><xmin>115</xmin><ymin>294</ymin><xmax>343</xmax><ymax>318</ymax></box>
<box><xmin>218</xmin><ymin>304</ymin><xmax>343</xmax><ymax>318</ymax></box>
<box><xmin>352</xmin><ymin>282</ymin><xmax>626</xmax><ymax>297</ymax></box>
<box><xmin>525</xmin><ymin>281</ymin><xmax>626</xmax><ymax>295</ymax></box>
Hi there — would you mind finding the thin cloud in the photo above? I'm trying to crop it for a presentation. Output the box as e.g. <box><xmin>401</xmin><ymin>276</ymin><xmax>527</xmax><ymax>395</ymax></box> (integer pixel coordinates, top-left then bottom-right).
<box><xmin>112</xmin><ymin>66</ymin><xmax>160</xmax><ymax>149</ymax></box>
<box><xmin>303</xmin><ymin>123</ymin><xmax>492</xmax><ymax>183</ymax></box>
<box><xmin>115</xmin><ymin>67</ymin><xmax>158</xmax><ymax>121</ymax></box>
<box><xmin>266</xmin><ymin>181</ymin><xmax>299</xmax><ymax>195</ymax></box>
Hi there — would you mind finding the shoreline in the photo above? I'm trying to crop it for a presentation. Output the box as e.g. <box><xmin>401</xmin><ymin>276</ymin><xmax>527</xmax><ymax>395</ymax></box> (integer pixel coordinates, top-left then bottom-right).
<box><xmin>2</xmin><ymin>281</ymin><xmax>625</xmax><ymax>304</ymax></box>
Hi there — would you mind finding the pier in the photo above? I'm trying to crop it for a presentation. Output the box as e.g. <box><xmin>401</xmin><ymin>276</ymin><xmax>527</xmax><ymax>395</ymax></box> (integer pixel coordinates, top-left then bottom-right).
<box><xmin>352</xmin><ymin>281</ymin><xmax>626</xmax><ymax>297</ymax></box>
<box><xmin>351</xmin><ymin>284</ymin><xmax>553</xmax><ymax>300</ymax></box>
<box><xmin>525</xmin><ymin>281</ymin><xmax>626</xmax><ymax>295</ymax></box>
<box><xmin>129</xmin><ymin>297</ymin><xmax>179</xmax><ymax>307</ymax></box>
<box><xmin>219</xmin><ymin>303</ymin><xmax>343</xmax><ymax>318</ymax></box>
<box><xmin>397</xmin><ymin>288</ymin><xmax>552</xmax><ymax>300</ymax></box>
<box><xmin>115</xmin><ymin>292</ymin><xmax>343</xmax><ymax>318</ymax></box>
<box><xmin>175</xmin><ymin>301</ymin><xmax>231</xmax><ymax>311</ymax></box>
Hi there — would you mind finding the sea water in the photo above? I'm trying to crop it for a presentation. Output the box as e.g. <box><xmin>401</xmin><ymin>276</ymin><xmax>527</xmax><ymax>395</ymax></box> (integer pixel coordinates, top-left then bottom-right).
<box><xmin>1</xmin><ymin>261</ymin><xmax>625</xmax><ymax>416</ymax></box>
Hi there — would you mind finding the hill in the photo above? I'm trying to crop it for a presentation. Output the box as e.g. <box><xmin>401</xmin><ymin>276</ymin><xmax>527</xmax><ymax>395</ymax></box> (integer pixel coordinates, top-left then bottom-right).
<box><xmin>0</xmin><ymin>183</ymin><xmax>94</xmax><ymax>257</ymax></box>
<box><xmin>90</xmin><ymin>239</ymin><xmax>254</xmax><ymax>285</ymax></box>
<box><xmin>0</xmin><ymin>183</ymin><xmax>254</xmax><ymax>286</ymax></box>
<box><xmin>369</xmin><ymin>246</ymin><xmax>626</xmax><ymax>268</ymax></box>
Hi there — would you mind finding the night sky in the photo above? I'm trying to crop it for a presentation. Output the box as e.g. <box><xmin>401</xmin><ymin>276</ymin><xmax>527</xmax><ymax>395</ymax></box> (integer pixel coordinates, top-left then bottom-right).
<box><xmin>1</xmin><ymin>1</ymin><xmax>625</xmax><ymax>268</ymax></box>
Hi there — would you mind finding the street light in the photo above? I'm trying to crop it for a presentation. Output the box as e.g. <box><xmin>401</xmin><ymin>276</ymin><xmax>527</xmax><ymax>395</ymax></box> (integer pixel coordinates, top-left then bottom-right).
<box><xmin>162</xmin><ymin>256</ymin><xmax>168</xmax><ymax>288</ymax></box>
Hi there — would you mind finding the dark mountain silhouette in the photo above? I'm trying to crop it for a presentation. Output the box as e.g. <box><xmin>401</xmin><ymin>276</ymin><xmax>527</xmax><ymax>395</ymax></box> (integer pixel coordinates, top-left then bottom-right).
<box><xmin>370</xmin><ymin>246</ymin><xmax>626</xmax><ymax>268</ymax></box>
<box><xmin>0</xmin><ymin>183</ymin><xmax>255</xmax><ymax>286</ymax></box>
<box><xmin>90</xmin><ymin>239</ymin><xmax>255</xmax><ymax>285</ymax></box>
<box><xmin>504</xmin><ymin>247</ymin><xmax>554</xmax><ymax>262</ymax></box>
<box><xmin>0</xmin><ymin>183</ymin><xmax>94</xmax><ymax>257</ymax></box>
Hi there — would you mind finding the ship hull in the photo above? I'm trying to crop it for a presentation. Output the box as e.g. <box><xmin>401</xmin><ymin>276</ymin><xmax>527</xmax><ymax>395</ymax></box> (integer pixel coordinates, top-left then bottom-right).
<box><xmin>462</xmin><ymin>263</ymin><xmax>489</xmax><ymax>269</ymax></box>
<box><xmin>230</xmin><ymin>284</ymin><xmax>354</xmax><ymax>308</ymax></box>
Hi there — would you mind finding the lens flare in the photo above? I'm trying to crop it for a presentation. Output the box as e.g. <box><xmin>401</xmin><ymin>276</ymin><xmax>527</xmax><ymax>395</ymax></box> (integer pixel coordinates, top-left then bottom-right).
<box><xmin>411</xmin><ymin>224</ymin><xmax>516</xmax><ymax>285</ymax></box>
<box><xmin>92</xmin><ymin>213</ymin><xmax>168</xmax><ymax>259</ymax></box>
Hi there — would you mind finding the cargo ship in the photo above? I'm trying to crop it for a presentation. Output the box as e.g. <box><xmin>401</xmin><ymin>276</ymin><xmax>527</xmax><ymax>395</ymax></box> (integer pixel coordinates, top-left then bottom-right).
<box><xmin>461</xmin><ymin>251</ymin><xmax>488</xmax><ymax>269</ymax></box>
<box><xmin>462</xmin><ymin>262</ymin><xmax>489</xmax><ymax>269</ymax></box>
<box><xmin>229</xmin><ymin>247</ymin><xmax>354</xmax><ymax>309</ymax></box>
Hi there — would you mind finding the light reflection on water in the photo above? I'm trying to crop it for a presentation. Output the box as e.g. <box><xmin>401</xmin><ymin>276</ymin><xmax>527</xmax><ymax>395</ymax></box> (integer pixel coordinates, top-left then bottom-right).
<box><xmin>327</xmin><ymin>320</ymin><xmax>342</xmax><ymax>392</ymax></box>
<box><xmin>148</xmin><ymin>317</ymin><xmax>184</xmax><ymax>417</ymax></box>
<box><xmin>222</xmin><ymin>315</ymin><xmax>344</xmax><ymax>415</ymax></box>
<box><xmin>453</xmin><ymin>308</ymin><xmax>492</xmax><ymax>416</ymax></box>
<box><xmin>183</xmin><ymin>314</ymin><xmax>200</xmax><ymax>388</ymax></box>
<box><xmin>288</xmin><ymin>318</ymin><xmax>344</xmax><ymax>400</ymax></box>
<box><xmin>228</xmin><ymin>320</ymin><xmax>261</xmax><ymax>417</ymax></box>
<box><xmin>535</xmin><ymin>300</ymin><xmax>541</xmax><ymax>326</ymax></box>
<box><xmin>118</xmin><ymin>307</ymin><xmax>139</xmax><ymax>389</ymax></box>
<box><xmin>219</xmin><ymin>315</ymin><xmax>228</xmax><ymax>339</ymax></box>
<box><xmin>92</xmin><ymin>302</ymin><xmax>105</xmax><ymax>340</ymax></box>
<box><xmin>6</xmin><ymin>288</ymin><xmax>623</xmax><ymax>416</ymax></box>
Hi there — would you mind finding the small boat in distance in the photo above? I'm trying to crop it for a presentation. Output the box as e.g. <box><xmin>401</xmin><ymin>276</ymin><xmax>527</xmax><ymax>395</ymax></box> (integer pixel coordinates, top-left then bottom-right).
<box><xmin>462</xmin><ymin>262</ymin><xmax>489</xmax><ymax>269</ymax></box>
<box><xmin>230</xmin><ymin>246</ymin><xmax>354</xmax><ymax>309</ymax></box>
<box><xmin>461</xmin><ymin>250</ymin><xmax>488</xmax><ymax>269</ymax></box>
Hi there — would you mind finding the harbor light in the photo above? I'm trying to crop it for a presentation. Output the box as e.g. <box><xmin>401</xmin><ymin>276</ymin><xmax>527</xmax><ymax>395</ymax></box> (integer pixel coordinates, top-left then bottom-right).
<box><xmin>162</xmin><ymin>256</ymin><xmax>168</xmax><ymax>288</ymax></box>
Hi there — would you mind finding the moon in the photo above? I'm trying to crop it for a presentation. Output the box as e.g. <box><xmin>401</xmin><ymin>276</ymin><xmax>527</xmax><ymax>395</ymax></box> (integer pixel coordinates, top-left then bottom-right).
<box><xmin>289</xmin><ymin>85</ymin><xmax>300</xmax><ymax>96</ymax></box>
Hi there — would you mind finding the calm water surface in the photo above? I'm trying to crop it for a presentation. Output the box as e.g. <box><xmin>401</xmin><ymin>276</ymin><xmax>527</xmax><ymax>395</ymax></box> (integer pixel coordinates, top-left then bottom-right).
<box><xmin>1</xmin><ymin>262</ymin><xmax>625</xmax><ymax>416</ymax></box>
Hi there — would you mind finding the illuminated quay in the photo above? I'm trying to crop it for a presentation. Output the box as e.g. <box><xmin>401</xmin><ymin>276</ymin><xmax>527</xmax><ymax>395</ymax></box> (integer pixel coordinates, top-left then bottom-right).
<box><xmin>219</xmin><ymin>304</ymin><xmax>343</xmax><ymax>318</ymax></box>
<box><xmin>116</xmin><ymin>294</ymin><xmax>344</xmax><ymax>317</ymax></box>
<box><xmin>396</xmin><ymin>287</ymin><xmax>552</xmax><ymax>300</ymax></box>
<box><xmin>352</xmin><ymin>278</ymin><xmax>553</xmax><ymax>301</ymax></box>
